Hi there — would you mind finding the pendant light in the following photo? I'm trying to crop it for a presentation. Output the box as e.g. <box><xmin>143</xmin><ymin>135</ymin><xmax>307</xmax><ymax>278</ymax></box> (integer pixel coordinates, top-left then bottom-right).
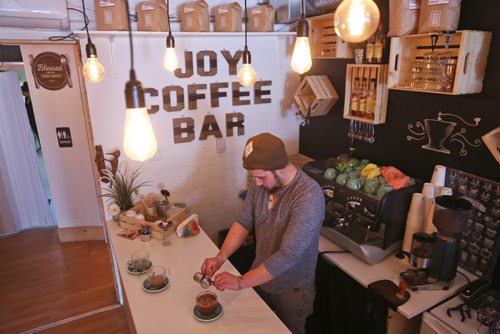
<box><xmin>237</xmin><ymin>0</ymin><xmax>257</xmax><ymax>87</ymax></box>
<box><xmin>81</xmin><ymin>0</ymin><xmax>105</xmax><ymax>83</ymax></box>
<box><xmin>334</xmin><ymin>0</ymin><xmax>380</xmax><ymax>44</ymax></box>
<box><xmin>123</xmin><ymin>0</ymin><xmax>158</xmax><ymax>162</ymax></box>
<box><xmin>291</xmin><ymin>0</ymin><xmax>312</xmax><ymax>74</ymax></box>
<box><xmin>163</xmin><ymin>0</ymin><xmax>179</xmax><ymax>72</ymax></box>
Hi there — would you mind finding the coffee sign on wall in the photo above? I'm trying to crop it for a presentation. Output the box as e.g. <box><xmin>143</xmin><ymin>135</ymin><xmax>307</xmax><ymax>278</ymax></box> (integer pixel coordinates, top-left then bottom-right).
<box><xmin>29</xmin><ymin>52</ymin><xmax>73</xmax><ymax>90</ymax></box>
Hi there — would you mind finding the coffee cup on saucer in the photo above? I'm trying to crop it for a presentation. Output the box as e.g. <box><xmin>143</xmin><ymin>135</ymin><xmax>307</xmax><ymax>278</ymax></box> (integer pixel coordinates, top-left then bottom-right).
<box><xmin>147</xmin><ymin>266</ymin><xmax>169</xmax><ymax>287</ymax></box>
<box><xmin>196</xmin><ymin>291</ymin><xmax>218</xmax><ymax>314</ymax></box>
<box><xmin>128</xmin><ymin>250</ymin><xmax>150</xmax><ymax>272</ymax></box>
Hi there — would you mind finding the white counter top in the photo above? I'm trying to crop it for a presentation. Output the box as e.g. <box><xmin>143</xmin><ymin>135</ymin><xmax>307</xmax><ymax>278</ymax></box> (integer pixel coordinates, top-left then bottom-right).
<box><xmin>106</xmin><ymin>220</ymin><xmax>290</xmax><ymax>334</ymax></box>
<box><xmin>319</xmin><ymin>236</ymin><xmax>476</xmax><ymax>319</ymax></box>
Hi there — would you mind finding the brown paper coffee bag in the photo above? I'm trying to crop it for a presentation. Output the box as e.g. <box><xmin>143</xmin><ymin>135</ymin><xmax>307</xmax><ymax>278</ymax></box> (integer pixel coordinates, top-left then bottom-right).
<box><xmin>248</xmin><ymin>4</ymin><xmax>275</xmax><ymax>32</ymax></box>
<box><xmin>180</xmin><ymin>0</ymin><xmax>209</xmax><ymax>32</ymax></box>
<box><xmin>136</xmin><ymin>0</ymin><xmax>169</xmax><ymax>32</ymax></box>
<box><xmin>214</xmin><ymin>3</ymin><xmax>242</xmax><ymax>32</ymax></box>
<box><xmin>417</xmin><ymin>0</ymin><xmax>461</xmax><ymax>34</ymax></box>
<box><xmin>95</xmin><ymin>0</ymin><xmax>129</xmax><ymax>31</ymax></box>
<box><xmin>388</xmin><ymin>0</ymin><xmax>421</xmax><ymax>37</ymax></box>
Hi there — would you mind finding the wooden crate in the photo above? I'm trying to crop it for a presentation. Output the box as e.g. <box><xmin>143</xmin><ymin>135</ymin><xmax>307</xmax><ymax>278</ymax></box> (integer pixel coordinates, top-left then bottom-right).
<box><xmin>481</xmin><ymin>126</ymin><xmax>500</xmax><ymax>164</ymax></box>
<box><xmin>388</xmin><ymin>30</ymin><xmax>492</xmax><ymax>95</ymax></box>
<box><xmin>294</xmin><ymin>75</ymin><xmax>339</xmax><ymax>118</ymax></box>
<box><xmin>308</xmin><ymin>13</ymin><xmax>353</xmax><ymax>59</ymax></box>
<box><xmin>343</xmin><ymin>64</ymin><xmax>388</xmax><ymax>125</ymax></box>
<box><xmin>119</xmin><ymin>203</ymin><xmax>188</xmax><ymax>240</ymax></box>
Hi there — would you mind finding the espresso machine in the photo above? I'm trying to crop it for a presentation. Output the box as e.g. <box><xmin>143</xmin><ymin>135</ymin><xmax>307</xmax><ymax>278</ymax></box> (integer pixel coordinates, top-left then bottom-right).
<box><xmin>303</xmin><ymin>159</ymin><xmax>422</xmax><ymax>264</ymax></box>
<box><xmin>403</xmin><ymin>195</ymin><xmax>472</xmax><ymax>290</ymax></box>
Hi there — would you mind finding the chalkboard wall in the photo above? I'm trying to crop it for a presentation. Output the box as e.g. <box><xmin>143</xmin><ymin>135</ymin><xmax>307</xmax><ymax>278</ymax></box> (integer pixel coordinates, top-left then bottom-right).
<box><xmin>300</xmin><ymin>0</ymin><xmax>500</xmax><ymax>290</ymax></box>
<box><xmin>299</xmin><ymin>0</ymin><xmax>499</xmax><ymax>183</ymax></box>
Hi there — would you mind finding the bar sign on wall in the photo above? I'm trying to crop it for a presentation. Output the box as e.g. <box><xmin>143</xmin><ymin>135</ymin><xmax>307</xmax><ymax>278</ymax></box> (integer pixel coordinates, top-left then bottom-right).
<box><xmin>56</xmin><ymin>127</ymin><xmax>72</xmax><ymax>147</ymax></box>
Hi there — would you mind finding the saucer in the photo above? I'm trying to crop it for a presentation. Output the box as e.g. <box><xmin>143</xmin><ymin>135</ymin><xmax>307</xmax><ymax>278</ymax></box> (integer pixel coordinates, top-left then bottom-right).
<box><xmin>127</xmin><ymin>260</ymin><xmax>152</xmax><ymax>275</ymax></box>
<box><xmin>192</xmin><ymin>303</ymin><xmax>223</xmax><ymax>322</ymax></box>
<box><xmin>142</xmin><ymin>277</ymin><xmax>170</xmax><ymax>293</ymax></box>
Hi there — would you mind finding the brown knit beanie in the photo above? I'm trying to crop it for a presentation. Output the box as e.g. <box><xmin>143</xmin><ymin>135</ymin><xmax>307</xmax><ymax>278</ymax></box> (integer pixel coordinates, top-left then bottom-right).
<box><xmin>242</xmin><ymin>133</ymin><xmax>289</xmax><ymax>170</ymax></box>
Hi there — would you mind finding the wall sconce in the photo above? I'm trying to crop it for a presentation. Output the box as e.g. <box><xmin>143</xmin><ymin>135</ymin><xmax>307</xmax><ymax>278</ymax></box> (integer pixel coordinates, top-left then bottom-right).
<box><xmin>334</xmin><ymin>0</ymin><xmax>380</xmax><ymax>43</ymax></box>
<box><xmin>238</xmin><ymin>0</ymin><xmax>257</xmax><ymax>87</ymax></box>
<box><xmin>163</xmin><ymin>0</ymin><xmax>178</xmax><ymax>72</ymax></box>
<box><xmin>291</xmin><ymin>0</ymin><xmax>312</xmax><ymax>74</ymax></box>
<box><xmin>81</xmin><ymin>0</ymin><xmax>105</xmax><ymax>83</ymax></box>
<box><xmin>123</xmin><ymin>0</ymin><xmax>158</xmax><ymax>162</ymax></box>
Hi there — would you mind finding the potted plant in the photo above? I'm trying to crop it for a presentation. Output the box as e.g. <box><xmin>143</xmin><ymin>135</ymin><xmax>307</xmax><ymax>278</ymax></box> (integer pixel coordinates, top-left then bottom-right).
<box><xmin>101</xmin><ymin>165</ymin><xmax>150</xmax><ymax>212</ymax></box>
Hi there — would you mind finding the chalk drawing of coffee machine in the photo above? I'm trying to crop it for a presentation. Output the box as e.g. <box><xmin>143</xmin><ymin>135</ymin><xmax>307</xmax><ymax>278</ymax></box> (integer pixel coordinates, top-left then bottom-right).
<box><xmin>407</xmin><ymin>111</ymin><xmax>481</xmax><ymax>156</ymax></box>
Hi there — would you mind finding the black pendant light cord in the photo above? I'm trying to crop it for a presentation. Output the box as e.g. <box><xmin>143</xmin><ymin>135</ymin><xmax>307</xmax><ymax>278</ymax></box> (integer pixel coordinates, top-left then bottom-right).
<box><xmin>82</xmin><ymin>0</ymin><xmax>90</xmax><ymax>42</ymax></box>
<box><xmin>125</xmin><ymin>0</ymin><xmax>136</xmax><ymax>80</ymax></box>
<box><xmin>244</xmin><ymin>0</ymin><xmax>248</xmax><ymax>51</ymax></box>
<box><xmin>167</xmin><ymin>0</ymin><xmax>173</xmax><ymax>38</ymax></box>
<box><xmin>81</xmin><ymin>0</ymin><xmax>96</xmax><ymax>58</ymax></box>
<box><xmin>166</xmin><ymin>0</ymin><xmax>174</xmax><ymax>48</ymax></box>
<box><xmin>297</xmin><ymin>0</ymin><xmax>308</xmax><ymax>39</ymax></box>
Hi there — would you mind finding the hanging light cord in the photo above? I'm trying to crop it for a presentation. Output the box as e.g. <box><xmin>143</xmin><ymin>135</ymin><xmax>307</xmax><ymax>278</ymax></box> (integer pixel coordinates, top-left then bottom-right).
<box><xmin>125</xmin><ymin>0</ymin><xmax>136</xmax><ymax>79</ymax></box>
<box><xmin>301</xmin><ymin>0</ymin><xmax>305</xmax><ymax>20</ymax></box>
<box><xmin>167</xmin><ymin>0</ymin><xmax>173</xmax><ymax>38</ymax></box>
<box><xmin>244</xmin><ymin>0</ymin><xmax>248</xmax><ymax>50</ymax></box>
<box><xmin>82</xmin><ymin>0</ymin><xmax>91</xmax><ymax>42</ymax></box>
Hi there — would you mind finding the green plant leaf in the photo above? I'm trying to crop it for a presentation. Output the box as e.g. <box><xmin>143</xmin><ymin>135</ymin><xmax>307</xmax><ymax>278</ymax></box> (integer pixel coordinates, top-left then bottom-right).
<box><xmin>101</xmin><ymin>166</ymin><xmax>150</xmax><ymax>211</ymax></box>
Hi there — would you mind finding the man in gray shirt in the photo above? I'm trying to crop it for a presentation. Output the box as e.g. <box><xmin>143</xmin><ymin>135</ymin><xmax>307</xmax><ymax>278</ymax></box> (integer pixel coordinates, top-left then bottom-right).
<box><xmin>201</xmin><ymin>132</ymin><xmax>325</xmax><ymax>334</ymax></box>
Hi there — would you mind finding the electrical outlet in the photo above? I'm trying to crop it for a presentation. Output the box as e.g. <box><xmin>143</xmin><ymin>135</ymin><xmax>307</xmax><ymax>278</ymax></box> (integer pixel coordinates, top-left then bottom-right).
<box><xmin>216</xmin><ymin>138</ymin><xmax>226</xmax><ymax>153</ymax></box>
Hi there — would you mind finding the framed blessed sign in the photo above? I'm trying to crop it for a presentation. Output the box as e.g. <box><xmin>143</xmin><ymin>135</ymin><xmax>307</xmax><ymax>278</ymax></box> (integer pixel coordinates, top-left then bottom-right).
<box><xmin>29</xmin><ymin>52</ymin><xmax>73</xmax><ymax>90</ymax></box>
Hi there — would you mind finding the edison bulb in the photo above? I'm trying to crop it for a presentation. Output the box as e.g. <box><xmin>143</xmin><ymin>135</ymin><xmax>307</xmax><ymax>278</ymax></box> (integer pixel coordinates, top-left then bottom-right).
<box><xmin>291</xmin><ymin>37</ymin><xmax>312</xmax><ymax>74</ymax></box>
<box><xmin>238</xmin><ymin>63</ymin><xmax>257</xmax><ymax>87</ymax></box>
<box><xmin>82</xmin><ymin>56</ymin><xmax>105</xmax><ymax>83</ymax></box>
<box><xmin>334</xmin><ymin>0</ymin><xmax>380</xmax><ymax>43</ymax></box>
<box><xmin>163</xmin><ymin>46</ymin><xmax>178</xmax><ymax>72</ymax></box>
<box><xmin>123</xmin><ymin>107</ymin><xmax>157</xmax><ymax>162</ymax></box>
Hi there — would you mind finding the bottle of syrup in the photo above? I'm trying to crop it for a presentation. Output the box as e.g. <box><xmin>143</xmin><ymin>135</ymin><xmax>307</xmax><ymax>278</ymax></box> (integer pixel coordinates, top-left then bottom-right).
<box><xmin>374</xmin><ymin>24</ymin><xmax>386</xmax><ymax>64</ymax></box>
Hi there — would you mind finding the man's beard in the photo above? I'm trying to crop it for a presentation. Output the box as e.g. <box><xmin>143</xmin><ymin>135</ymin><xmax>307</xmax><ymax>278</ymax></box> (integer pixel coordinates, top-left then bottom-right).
<box><xmin>267</xmin><ymin>171</ymin><xmax>283</xmax><ymax>194</ymax></box>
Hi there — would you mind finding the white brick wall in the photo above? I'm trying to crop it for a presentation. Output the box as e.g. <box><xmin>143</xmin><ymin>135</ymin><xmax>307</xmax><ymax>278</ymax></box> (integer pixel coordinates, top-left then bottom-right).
<box><xmin>85</xmin><ymin>32</ymin><xmax>301</xmax><ymax>242</ymax></box>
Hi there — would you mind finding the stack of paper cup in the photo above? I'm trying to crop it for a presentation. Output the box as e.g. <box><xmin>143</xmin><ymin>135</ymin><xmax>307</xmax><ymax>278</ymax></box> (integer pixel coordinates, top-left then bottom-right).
<box><xmin>422</xmin><ymin>182</ymin><xmax>437</xmax><ymax>234</ymax></box>
<box><xmin>402</xmin><ymin>193</ymin><xmax>425</xmax><ymax>253</ymax></box>
<box><xmin>430</xmin><ymin>165</ymin><xmax>446</xmax><ymax>195</ymax></box>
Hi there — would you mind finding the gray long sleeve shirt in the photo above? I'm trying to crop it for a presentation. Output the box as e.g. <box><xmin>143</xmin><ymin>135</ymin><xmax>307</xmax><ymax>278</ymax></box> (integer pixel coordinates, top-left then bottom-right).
<box><xmin>237</xmin><ymin>168</ymin><xmax>325</xmax><ymax>294</ymax></box>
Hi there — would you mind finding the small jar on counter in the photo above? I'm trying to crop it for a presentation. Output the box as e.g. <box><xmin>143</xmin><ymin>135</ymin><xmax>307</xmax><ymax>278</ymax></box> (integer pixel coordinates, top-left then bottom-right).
<box><xmin>155</xmin><ymin>200</ymin><xmax>169</xmax><ymax>218</ymax></box>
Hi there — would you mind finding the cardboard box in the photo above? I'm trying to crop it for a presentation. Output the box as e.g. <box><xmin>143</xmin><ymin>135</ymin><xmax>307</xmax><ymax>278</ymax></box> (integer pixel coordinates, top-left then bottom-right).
<box><xmin>180</xmin><ymin>0</ymin><xmax>209</xmax><ymax>32</ymax></box>
<box><xmin>95</xmin><ymin>0</ymin><xmax>129</xmax><ymax>31</ymax></box>
<box><xmin>248</xmin><ymin>4</ymin><xmax>275</xmax><ymax>32</ymax></box>
<box><xmin>214</xmin><ymin>2</ymin><xmax>242</xmax><ymax>32</ymax></box>
<box><xmin>136</xmin><ymin>0</ymin><xmax>169</xmax><ymax>32</ymax></box>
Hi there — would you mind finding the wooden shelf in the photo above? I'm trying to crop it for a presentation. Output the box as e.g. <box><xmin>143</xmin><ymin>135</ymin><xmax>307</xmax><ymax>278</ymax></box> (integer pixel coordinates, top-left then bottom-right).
<box><xmin>388</xmin><ymin>30</ymin><xmax>492</xmax><ymax>95</ymax></box>
<box><xmin>307</xmin><ymin>13</ymin><xmax>353</xmax><ymax>59</ymax></box>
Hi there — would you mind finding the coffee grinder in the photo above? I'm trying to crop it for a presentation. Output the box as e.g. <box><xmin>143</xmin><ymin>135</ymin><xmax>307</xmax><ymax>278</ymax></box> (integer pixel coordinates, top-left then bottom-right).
<box><xmin>402</xmin><ymin>195</ymin><xmax>472</xmax><ymax>290</ymax></box>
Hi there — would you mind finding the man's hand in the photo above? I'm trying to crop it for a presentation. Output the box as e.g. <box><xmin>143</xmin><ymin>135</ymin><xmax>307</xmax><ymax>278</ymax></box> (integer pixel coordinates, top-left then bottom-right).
<box><xmin>214</xmin><ymin>272</ymin><xmax>242</xmax><ymax>291</ymax></box>
<box><xmin>200</xmin><ymin>255</ymin><xmax>224</xmax><ymax>277</ymax></box>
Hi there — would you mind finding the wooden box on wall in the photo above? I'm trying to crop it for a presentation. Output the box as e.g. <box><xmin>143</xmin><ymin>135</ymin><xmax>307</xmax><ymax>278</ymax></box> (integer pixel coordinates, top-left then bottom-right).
<box><xmin>307</xmin><ymin>13</ymin><xmax>353</xmax><ymax>59</ymax></box>
<box><xmin>294</xmin><ymin>75</ymin><xmax>339</xmax><ymax>118</ymax></box>
<box><xmin>388</xmin><ymin>30</ymin><xmax>492</xmax><ymax>95</ymax></box>
<box><xmin>343</xmin><ymin>64</ymin><xmax>388</xmax><ymax>125</ymax></box>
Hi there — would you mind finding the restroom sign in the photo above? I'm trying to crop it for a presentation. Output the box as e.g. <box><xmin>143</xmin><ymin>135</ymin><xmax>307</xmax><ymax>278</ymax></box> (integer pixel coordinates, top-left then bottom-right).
<box><xmin>56</xmin><ymin>127</ymin><xmax>72</xmax><ymax>147</ymax></box>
